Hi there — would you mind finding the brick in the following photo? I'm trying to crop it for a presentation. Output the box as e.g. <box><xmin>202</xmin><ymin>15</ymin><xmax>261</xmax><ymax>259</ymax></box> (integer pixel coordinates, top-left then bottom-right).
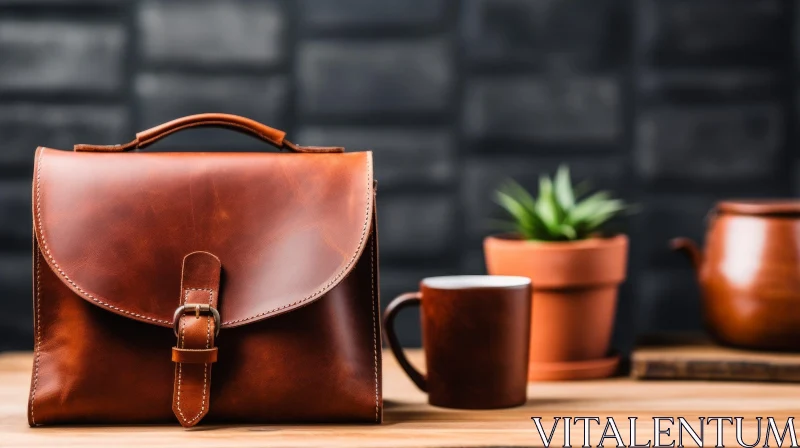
<box><xmin>135</xmin><ymin>74</ymin><xmax>288</xmax><ymax>150</ymax></box>
<box><xmin>795</xmin><ymin>160</ymin><xmax>800</xmax><ymax>196</ymax></box>
<box><xmin>300</xmin><ymin>0</ymin><xmax>445</xmax><ymax>28</ymax></box>
<box><xmin>0</xmin><ymin>0</ymin><xmax>122</xmax><ymax>3</ymax></box>
<box><xmin>636</xmin><ymin>269</ymin><xmax>703</xmax><ymax>333</ymax></box>
<box><xmin>461</xmin><ymin>0</ymin><xmax>622</xmax><ymax>70</ymax></box>
<box><xmin>635</xmin><ymin>104</ymin><xmax>783</xmax><ymax>182</ymax></box>
<box><xmin>380</xmin><ymin>269</ymin><xmax>422</xmax><ymax>347</ymax></box>
<box><xmin>0</xmin><ymin>181</ymin><xmax>32</xmax><ymax>251</ymax></box>
<box><xmin>0</xmin><ymin>20</ymin><xmax>124</xmax><ymax>92</ymax></box>
<box><xmin>139</xmin><ymin>0</ymin><xmax>285</xmax><ymax>66</ymax></box>
<box><xmin>796</xmin><ymin>0</ymin><xmax>800</xmax><ymax>63</ymax></box>
<box><xmin>638</xmin><ymin>70</ymin><xmax>780</xmax><ymax>103</ymax></box>
<box><xmin>613</xmin><ymin>284</ymin><xmax>636</xmax><ymax>354</ymax></box>
<box><xmin>463</xmin><ymin>76</ymin><xmax>620</xmax><ymax>142</ymax></box>
<box><xmin>378</xmin><ymin>195</ymin><xmax>457</xmax><ymax>259</ymax></box>
<box><xmin>0</xmin><ymin>104</ymin><xmax>127</xmax><ymax>167</ymax></box>
<box><xmin>461</xmin><ymin>156</ymin><xmax>626</xmax><ymax>241</ymax></box>
<box><xmin>460</xmin><ymin>248</ymin><xmax>489</xmax><ymax>275</ymax></box>
<box><xmin>295</xmin><ymin>127</ymin><xmax>455</xmax><ymax>188</ymax></box>
<box><xmin>0</xmin><ymin>253</ymin><xmax>33</xmax><ymax>350</ymax></box>
<box><xmin>638</xmin><ymin>0</ymin><xmax>784</xmax><ymax>67</ymax></box>
<box><xmin>297</xmin><ymin>40</ymin><xmax>452</xmax><ymax>116</ymax></box>
<box><xmin>638</xmin><ymin>196</ymin><xmax>714</xmax><ymax>268</ymax></box>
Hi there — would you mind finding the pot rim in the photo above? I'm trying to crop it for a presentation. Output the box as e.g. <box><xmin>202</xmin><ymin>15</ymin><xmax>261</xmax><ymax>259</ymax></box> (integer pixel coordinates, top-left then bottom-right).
<box><xmin>717</xmin><ymin>200</ymin><xmax>800</xmax><ymax>216</ymax></box>
<box><xmin>484</xmin><ymin>233</ymin><xmax>628</xmax><ymax>251</ymax></box>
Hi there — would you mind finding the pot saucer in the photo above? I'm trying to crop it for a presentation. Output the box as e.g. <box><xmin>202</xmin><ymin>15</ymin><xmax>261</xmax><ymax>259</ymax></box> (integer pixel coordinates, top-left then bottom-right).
<box><xmin>528</xmin><ymin>354</ymin><xmax>620</xmax><ymax>381</ymax></box>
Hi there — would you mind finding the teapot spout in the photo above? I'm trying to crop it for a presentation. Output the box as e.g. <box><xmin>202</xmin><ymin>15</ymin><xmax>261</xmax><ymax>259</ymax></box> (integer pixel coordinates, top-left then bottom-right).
<box><xmin>670</xmin><ymin>237</ymin><xmax>703</xmax><ymax>272</ymax></box>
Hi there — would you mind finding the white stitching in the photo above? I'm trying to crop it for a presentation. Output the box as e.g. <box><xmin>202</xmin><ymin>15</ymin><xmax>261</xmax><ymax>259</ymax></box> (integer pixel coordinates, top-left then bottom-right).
<box><xmin>222</xmin><ymin>155</ymin><xmax>373</xmax><ymax>325</ymax></box>
<box><xmin>175</xmin><ymin>289</ymin><xmax>213</xmax><ymax>424</ymax></box>
<box><xmin>370</xmin><ymin>230</ymin><xmax>379</xmax><ymax>423</ymax></box>
<box><xmin>30</xmin><ymin>242</ymin><xmax>41</xmax><ymax>426</ymax></box>
<box><xmin>176</xmin><ymin>304</ymin><xmax>185</xmax><ymax>419</ymax></box>
<box><xmin>34</xmin><ymin>149</ymin><xmax>374</xmax><ymax>327</ymax></box>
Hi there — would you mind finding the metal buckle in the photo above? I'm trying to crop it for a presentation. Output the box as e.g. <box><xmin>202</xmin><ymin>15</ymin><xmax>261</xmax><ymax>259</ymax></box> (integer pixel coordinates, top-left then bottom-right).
<box><xmin>172</xmin><ymin>304</ymin><xmax>221</xmax><ymax>337</ymax></box>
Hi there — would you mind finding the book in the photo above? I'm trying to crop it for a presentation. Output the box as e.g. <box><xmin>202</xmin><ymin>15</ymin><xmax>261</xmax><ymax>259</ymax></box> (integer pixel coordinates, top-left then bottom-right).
<box><xmin>632</xmin><ymin>334</ymin><xmax>800</xmax><ymax>382</ymax></box>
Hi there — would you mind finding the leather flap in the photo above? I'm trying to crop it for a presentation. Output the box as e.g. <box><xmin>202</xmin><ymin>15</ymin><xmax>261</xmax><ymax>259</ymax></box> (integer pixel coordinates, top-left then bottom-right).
<box><xmin>33</xmin><ymin>147</ymin><xmax>374</xmax><ymax>328</ymax></box>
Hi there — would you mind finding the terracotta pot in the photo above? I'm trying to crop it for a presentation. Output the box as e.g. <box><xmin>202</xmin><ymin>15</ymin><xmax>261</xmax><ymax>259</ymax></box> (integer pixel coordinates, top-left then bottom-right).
<box><xmin>484</xmin><ymin>234</ymin><xmax>628</xmax><ymax>380</ymax></box>
<box><xmin>672</xmin><ymin>200</ymin><xmax>800</xmax><ymax>351</ymax></box>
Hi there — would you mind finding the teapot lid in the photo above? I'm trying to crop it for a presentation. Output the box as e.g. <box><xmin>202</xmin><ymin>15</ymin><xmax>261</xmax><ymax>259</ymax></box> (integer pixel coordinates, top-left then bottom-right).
<box><xmin>717</xmin><ymin>200</ymin><xmax>800</xmax><ymax>216</ymax></box>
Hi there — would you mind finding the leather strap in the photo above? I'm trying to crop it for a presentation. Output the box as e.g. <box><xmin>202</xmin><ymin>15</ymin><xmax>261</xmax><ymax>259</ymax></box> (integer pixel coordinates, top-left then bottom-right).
<box><xmin>172</xmin><ymin>251</ymin><xmax>221</xmax><ymax>428</ymax></box>
<box><xmin>73</xmin><ymin>113</ymin><xmax>344</xmax><ymax>154</ymax></box>
<box><xmin>172</xmin><ymin>348</ymin><xmax>218</xmax><ymax>364</ymax></box>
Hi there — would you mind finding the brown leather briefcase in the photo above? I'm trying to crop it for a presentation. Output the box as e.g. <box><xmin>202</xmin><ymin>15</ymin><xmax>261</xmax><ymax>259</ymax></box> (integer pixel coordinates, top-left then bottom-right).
<box><xmin>28</xmin><ymin>113</ymin><xmax>382</xmax><ymax>427</ymax></box>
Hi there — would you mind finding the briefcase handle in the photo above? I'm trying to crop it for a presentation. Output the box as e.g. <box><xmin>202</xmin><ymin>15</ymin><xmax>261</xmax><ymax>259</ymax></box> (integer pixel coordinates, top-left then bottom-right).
<box><xmin>73</xmin><ymin>113</ymin><xmax>344</xmax><ymax>154</ymax></box>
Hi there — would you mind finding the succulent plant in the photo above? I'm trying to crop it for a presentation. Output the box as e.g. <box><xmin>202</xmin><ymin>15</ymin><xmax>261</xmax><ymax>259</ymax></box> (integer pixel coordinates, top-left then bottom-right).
<box><xmin>494</xmin><ymin>165</ymin><xmax>629</xmax><ymax>241</ymax></box>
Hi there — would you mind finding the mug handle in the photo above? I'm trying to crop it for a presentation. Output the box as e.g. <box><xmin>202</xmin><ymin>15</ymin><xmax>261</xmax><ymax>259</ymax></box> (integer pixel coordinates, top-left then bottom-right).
<box><xmin>383</xmin><ymin>292</ymin><xmax>427</xmax><ymax>392</ymax></box>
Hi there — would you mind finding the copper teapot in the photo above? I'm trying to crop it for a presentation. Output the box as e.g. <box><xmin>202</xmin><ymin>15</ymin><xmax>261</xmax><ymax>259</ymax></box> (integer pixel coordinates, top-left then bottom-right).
<box><xmin>672</xmin><ymin>201</ymin><xmax>800</xmax><ymax>351</ymax></box>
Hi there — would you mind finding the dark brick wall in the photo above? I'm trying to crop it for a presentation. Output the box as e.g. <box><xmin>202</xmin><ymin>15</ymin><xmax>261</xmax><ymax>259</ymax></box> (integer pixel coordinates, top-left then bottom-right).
<box><xmin>0</xmin><ymin>0</ymin><xmax>793</xmax><ymax>352</ymax></box>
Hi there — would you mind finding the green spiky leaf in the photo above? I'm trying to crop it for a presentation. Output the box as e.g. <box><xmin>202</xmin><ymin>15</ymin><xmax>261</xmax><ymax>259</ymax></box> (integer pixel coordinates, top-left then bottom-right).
<box><xmin>534</xmin><ymin>176</ymin><xmax>561</xmax><ymax>233</ymax></box>
<box><xmin>554</xmin><ymin>165</ymin><xmax>575</xmax><ymax>210</ymax></box>
<box><xmin>492</xmin><ymin>166</ymin><xmax>633</xmax><ymax>241</ymax></box>
<box><xmin>494</xmin><ymin>190</ymin><xmax>551</xmax><ymax>240</ymax></box>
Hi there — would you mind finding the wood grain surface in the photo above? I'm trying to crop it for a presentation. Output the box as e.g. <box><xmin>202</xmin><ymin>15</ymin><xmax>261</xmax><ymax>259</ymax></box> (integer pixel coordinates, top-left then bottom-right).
<box><xmin>1</xmin><ymin>350</ymin><xmax>798</xmax><ymax>447</ymax></box>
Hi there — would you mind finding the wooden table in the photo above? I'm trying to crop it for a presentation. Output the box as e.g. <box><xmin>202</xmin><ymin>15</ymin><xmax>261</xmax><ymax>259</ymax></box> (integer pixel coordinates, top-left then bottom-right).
<box><xmin>1</xmin><ymin>350</ymin><xmax>798</xmax><ymax>447</ymax></box>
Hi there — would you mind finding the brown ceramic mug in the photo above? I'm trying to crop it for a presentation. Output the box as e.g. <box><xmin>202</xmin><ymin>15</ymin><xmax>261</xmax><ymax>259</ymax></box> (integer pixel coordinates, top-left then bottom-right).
<box><xmin>383</xmin><ymin>275</ymin><xmax>532</xmax><ymax>409</ymax></box>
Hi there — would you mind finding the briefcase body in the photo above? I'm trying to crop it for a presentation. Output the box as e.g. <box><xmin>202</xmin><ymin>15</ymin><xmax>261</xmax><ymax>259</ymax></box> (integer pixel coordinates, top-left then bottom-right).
<box><xmin>28</xmin><ymin>114</ymin><xmax>382</xmax><ymax>427</ymax></box>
